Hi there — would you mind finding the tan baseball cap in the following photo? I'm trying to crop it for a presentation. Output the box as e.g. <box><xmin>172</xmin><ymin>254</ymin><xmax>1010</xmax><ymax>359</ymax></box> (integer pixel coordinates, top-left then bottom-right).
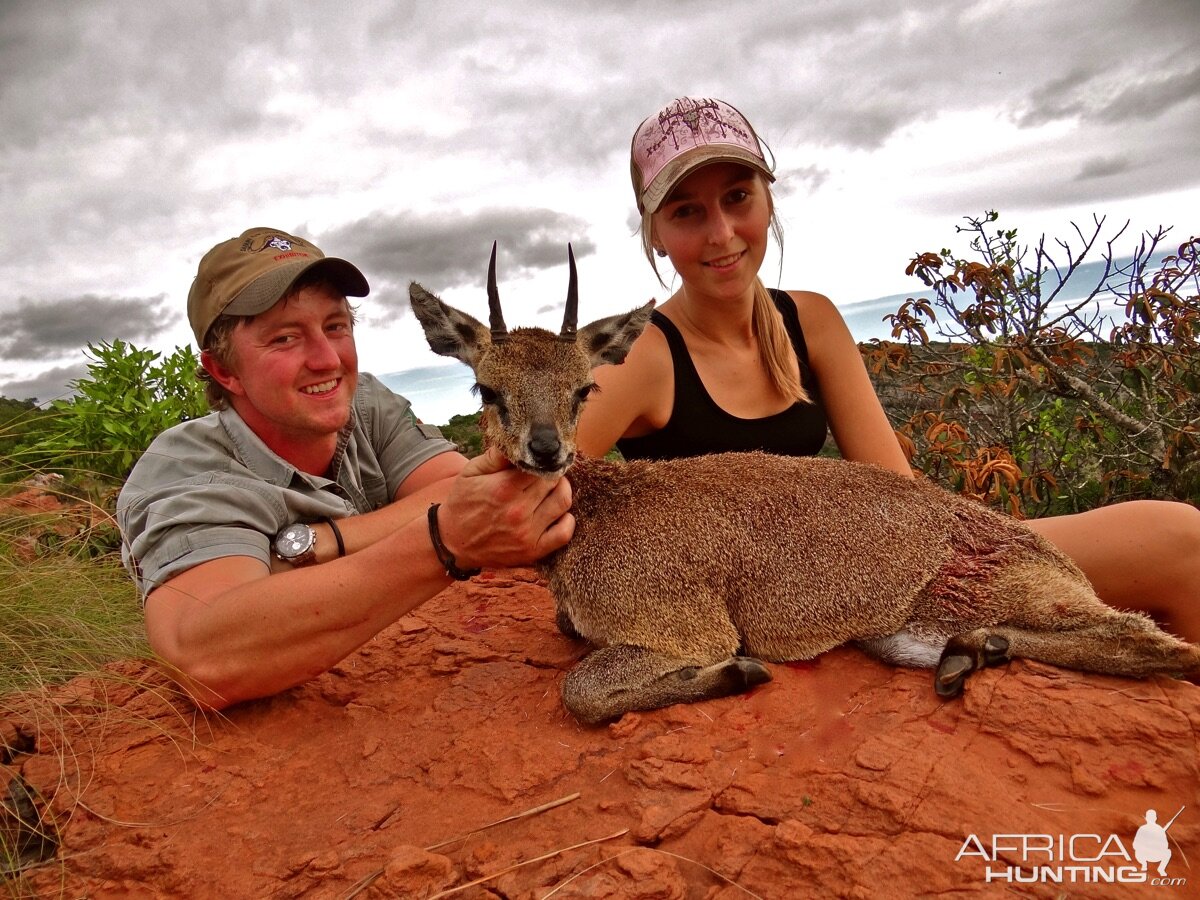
<box><xmin>630</xmin><ymin>97</ymin><xmax>775</xmax><ymax>215</ymax></box>
<box><xmin>187</xmin><ymin>227</ymin><xmax>370</xmax><ymax>346</ymax></box>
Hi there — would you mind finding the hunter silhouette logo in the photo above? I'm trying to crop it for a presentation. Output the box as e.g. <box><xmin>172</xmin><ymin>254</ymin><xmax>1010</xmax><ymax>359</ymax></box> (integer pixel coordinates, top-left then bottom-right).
<box><xmin>955</xmin><ymin>806</ymin><xmax>1188</xmax><ymax>887</ymax></box>
<box><xmin>1134</xmin><ymin>808</ymin><xmax>1183</xmax><ymax>877</ymax></box>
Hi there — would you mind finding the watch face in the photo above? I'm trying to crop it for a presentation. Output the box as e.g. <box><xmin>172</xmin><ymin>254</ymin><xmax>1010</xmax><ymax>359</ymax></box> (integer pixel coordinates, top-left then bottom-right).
<box><xmin>275</xmin><ymin>523</ymin><xmax>315</xmax><ymax>559</ymax></box>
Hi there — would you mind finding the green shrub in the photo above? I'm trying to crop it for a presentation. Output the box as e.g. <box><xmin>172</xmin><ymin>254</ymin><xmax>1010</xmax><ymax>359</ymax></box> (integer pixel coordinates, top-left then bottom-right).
<box><xmin>0</xmin><ymin>400</ymin><xmax>52</xmax><ymax>487</ymax></box>
<box><xmin>13</xmin><ymin>341</ymin><xmax>207</xmax><ymax>485</ymax></box>
<box><xmin>439</xmin><ymin>411</ymin><xmax>484</xmax><ymax>457</ymax></box>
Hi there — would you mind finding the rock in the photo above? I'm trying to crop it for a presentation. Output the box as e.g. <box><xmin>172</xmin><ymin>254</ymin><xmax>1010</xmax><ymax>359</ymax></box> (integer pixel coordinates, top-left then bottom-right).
<box><xmin>370</xmin><ymin>845</ymin><xmax>456</xmax><ymax>898</ymax></box>
<box><xmin>3</xmin><ymin>571</ymin><xmax>1197</xmax><ymax>898</ymax></box>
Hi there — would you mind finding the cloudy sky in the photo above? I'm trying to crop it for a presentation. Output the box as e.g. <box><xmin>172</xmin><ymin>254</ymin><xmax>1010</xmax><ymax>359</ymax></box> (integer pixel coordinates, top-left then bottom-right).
<box><xmin>2</xmin><ymin>0</ymin><xmax>1197</xmax><ymax>421</ymax></box>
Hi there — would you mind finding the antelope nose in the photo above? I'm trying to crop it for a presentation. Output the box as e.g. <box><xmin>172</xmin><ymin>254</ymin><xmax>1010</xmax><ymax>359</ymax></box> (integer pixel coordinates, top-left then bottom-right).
<box><xmin>528</xmin><ymin>425</ymin><xmax>562</xmax><ymax>468</ymax></box>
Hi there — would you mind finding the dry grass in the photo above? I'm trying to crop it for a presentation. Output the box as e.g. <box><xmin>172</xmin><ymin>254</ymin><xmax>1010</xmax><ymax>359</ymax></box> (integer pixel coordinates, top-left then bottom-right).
<box><xmin>0</xmin><ymin>494</ymin><xmax>151</xmax><ymax>895</ymax></box>
<box><xmin>0</xmin><ymin>547</ymin><xmax>145</xmax><ymax>700</ymax></box>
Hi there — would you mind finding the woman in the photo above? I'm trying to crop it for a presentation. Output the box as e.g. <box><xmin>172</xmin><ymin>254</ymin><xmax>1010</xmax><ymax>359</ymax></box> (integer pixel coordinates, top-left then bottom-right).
<box><xmin>577</xmin><ymin>96</ymin><xmax>1200</xmax><ymax>642</ymax></box>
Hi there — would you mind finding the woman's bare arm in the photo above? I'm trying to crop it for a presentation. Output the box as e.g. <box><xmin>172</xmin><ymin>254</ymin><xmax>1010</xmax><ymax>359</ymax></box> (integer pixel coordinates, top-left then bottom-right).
<box><xmin>789</xmin><ymin>290</ymin><xmax>912</xmax><ymax>477</ymax></box>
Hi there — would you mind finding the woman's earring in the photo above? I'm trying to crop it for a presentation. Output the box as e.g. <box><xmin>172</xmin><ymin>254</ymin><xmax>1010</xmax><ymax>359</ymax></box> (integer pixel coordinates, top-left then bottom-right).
<box><xmin>655</xmin><ymin>247</ymin><xmax>667</xmax><ymax>258</ymax></box>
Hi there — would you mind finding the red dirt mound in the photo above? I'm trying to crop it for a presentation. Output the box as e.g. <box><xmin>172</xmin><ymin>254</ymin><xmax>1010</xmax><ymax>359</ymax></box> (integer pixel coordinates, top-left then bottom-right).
<box><xmin>3</xmin><ymin>569</ymin><xmax>1198</xmax><ymax>898</ymax></box>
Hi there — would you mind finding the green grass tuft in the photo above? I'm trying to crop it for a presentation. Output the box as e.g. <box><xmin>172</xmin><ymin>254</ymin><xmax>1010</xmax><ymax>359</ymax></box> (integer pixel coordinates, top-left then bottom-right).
<box><xmin>0</xmin><ymin>549</ymin><xmax>146</xmax><ymax>700</ymax></box>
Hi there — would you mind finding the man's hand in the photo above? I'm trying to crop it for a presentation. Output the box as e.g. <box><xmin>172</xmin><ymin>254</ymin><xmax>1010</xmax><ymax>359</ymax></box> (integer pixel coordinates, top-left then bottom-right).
<box><xmin>436</xmin><ymin>447</ymin><xmax>575</xmax><ymax>569</ymax></box>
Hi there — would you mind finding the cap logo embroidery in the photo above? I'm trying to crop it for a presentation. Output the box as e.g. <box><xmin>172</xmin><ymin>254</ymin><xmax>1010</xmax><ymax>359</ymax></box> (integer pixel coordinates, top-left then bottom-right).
<box><xmin>645</xmin><ymin>97</ymin><xmax>754</xmax><ymax>161</ymax></box>
<box><xmin>238</xmin><ymin>234</ymin><xmax>299</xmax><ymax>254</ymax></box>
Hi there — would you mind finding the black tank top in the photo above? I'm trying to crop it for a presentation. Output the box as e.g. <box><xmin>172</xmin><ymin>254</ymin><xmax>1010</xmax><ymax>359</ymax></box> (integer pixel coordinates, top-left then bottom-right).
<box><xmin>616</xmin><ymin>289</ymin><xmax>829</xmax><ymax>461</ymax></box>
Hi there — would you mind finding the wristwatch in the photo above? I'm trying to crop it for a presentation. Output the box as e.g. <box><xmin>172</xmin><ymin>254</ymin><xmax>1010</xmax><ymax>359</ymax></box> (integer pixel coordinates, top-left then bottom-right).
<box><xmin>273</xmin><ymin>522</ymin><xmax>318</xmax><ymax>567</ymax></box>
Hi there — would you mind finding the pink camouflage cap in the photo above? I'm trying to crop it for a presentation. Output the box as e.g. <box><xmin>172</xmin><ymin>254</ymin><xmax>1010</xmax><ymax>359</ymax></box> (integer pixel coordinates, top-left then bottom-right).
<box><xmin>630</xmin><ymin>97</ymin><xmax>775</xmax><ymax>215</ymax></box>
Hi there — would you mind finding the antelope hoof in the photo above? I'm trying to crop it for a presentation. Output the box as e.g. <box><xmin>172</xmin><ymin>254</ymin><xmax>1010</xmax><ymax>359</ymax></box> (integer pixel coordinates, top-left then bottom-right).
<box><xmin>729</xmin><ymin>656</ymin><xmax>773</xmax><ymax>691</ymax></box>
<box><xmin>935</xmin><ymin>652</ymin><xmax>975</xmax><ymax>698</ymax></box>
<box><xmin>981</xmin><ymin>634</ymin><xmax>1010</xmax><ymax>668</ymax></box>
<box><xmin>673</xmin><ymin>657</ymin><xmax>770</xmax><ymax>698</ymax></box>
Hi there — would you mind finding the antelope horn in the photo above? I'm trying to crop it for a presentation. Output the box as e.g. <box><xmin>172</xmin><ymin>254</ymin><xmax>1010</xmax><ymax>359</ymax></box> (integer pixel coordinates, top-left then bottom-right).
<box><xmin>487</xmin><ymin>241</ymin><xmax>508</xmax><ymax>343</ymax></box>
<box><xmin>560</xmin><ymin>244</ymin><xmax>578</xmax><ymax>341</ymax></box>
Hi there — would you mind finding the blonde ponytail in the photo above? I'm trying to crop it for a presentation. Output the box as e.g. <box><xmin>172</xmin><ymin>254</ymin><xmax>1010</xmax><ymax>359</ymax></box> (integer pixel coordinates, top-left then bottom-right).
<box><xmin>752</xmin><ymin>279</ymin><xmax>810</xmax><ymax>405</ymax></box>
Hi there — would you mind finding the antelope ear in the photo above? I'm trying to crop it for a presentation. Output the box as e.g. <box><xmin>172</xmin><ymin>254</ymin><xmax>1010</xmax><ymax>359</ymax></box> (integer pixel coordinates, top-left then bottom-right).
<box><xmin>577</xmin><ymin>301</ymin><xmax>655</xmax><ymax>367</ymax></box>
<box><xmin>409</xmin><ymin>282</ymin><xmax>491</xmax><ymax>368</ymax></box>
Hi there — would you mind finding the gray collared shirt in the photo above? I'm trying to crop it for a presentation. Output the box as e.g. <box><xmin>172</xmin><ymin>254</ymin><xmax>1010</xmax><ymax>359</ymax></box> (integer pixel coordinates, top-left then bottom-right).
<box><xmin>117</xmin><ymin>373</ymin><xmax>456</xmax><ymax>597</ymax></box>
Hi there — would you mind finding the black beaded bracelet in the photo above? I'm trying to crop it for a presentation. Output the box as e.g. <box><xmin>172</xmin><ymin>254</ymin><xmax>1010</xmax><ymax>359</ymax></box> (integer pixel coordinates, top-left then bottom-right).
<box><xmin>427</xmin><ymin>503</ymin><xmax>481</xmax><ymax>581</ymax></box>
<box><xmin>321</xmin><ymin>517</ymin><xmax>346</xmax><ymax>558</ymax></box>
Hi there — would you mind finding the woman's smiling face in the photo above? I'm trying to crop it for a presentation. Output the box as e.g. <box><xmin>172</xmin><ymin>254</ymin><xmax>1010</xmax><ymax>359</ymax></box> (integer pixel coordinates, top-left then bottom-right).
<box><xmin>652</xmin><ymin>161</ymin><xmax>772</xmax><ymax>301</ymax></box>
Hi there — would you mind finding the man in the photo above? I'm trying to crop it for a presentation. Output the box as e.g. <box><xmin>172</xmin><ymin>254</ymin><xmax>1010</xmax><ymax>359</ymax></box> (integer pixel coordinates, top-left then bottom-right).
<box><xmin>117</xmin><ymin>228</ymin><xmax>573</xmax><ymax>711</ymax></box>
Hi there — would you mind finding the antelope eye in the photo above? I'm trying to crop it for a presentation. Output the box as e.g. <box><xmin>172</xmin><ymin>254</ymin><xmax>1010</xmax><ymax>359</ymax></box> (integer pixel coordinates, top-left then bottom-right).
<box><xmin>575</xmin><ymin>384</ymin><xmax>595</xmax><ymax>404</ymax></box>
<box><xmin>476</xmin><ymin>384</ymin><xmax>500</xmax><ymax>406</ymax></box>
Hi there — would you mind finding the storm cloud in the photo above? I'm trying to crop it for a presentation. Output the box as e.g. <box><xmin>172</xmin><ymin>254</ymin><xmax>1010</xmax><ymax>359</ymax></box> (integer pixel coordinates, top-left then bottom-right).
<box><xmin>0</xmin><ymin>295</ymin><xmax>177</xmax><ymax>359</ymax></box>
<box><xmin>2</xmin><ymin>0</ymin><xmax>1197</xmax><ymax>403</ymax></box>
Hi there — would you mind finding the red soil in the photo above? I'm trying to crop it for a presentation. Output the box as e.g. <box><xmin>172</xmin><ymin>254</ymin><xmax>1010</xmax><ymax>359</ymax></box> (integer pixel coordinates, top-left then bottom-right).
<box><xmin>3</xmin><ymin>569</ymin><xmax>1198</xmax><ymax>898</ymax></box>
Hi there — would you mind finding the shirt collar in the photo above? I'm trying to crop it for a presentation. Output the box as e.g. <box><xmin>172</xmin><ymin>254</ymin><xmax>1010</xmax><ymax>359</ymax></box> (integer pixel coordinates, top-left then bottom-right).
<box><xmin>218</xmin><ymin>405</ymin><xmax>357</xmax><ymax>488</ymax></box>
